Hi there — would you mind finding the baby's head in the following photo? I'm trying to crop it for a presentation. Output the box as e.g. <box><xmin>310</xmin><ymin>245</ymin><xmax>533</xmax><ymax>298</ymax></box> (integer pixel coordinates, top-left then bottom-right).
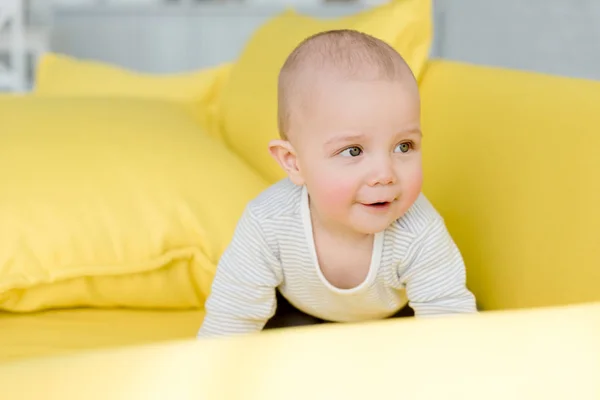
<box><xmin>269</xmin><ymin>29</ymin><xmax>423</xmax><ymax>236</ymax></box>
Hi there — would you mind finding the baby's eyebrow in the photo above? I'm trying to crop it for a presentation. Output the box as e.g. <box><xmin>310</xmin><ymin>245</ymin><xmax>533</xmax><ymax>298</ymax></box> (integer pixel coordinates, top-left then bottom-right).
<box><xmin>323</xmin><ymin>133</ymin><xmax>366</xmax><ymax>147</ymax></box>
<box><xmin>323</xmin><ymin>129</ymin><xmax>422</xmax><ymax>147</ymax></box>
<box><xmin>399</xmin><ymin>128</ymin><xmax>423</xmax><ymax>138</ymax></box>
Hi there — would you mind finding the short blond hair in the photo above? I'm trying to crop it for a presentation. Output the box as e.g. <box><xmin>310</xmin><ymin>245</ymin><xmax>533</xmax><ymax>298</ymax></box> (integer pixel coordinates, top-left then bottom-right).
<box><xmin>277</xmin><ymin>29</ymin><xmax>413</xmax><ymax>140</ymax></box>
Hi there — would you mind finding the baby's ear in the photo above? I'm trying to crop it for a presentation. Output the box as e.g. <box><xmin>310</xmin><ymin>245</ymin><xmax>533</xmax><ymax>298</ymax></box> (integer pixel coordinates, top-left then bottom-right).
<box><xmin>268</xmin><ymin>139</ymin><xmax>304</xmax><ymax>185</ymax></box>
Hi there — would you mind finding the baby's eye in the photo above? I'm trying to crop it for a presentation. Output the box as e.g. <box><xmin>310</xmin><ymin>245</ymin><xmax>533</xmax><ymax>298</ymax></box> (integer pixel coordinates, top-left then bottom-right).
<box><xmin>395</xmin><ymin>142</ymin><xmax>412</xmax><ymax>153</ymax></box>
<box><xmin>340</xmin><ymin>146</ymin><xmax>362</xmax><ymax>157</ymax></box>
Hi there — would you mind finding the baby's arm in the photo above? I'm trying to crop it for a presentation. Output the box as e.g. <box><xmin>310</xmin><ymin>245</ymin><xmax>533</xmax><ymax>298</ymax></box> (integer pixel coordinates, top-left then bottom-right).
<box><xmin>197</xmin><ymin>208</ymin><xmax>282</xmax><ymax>338</ymax></box>
<box><xmin>399</xmin><ymin>217</ymin><xmax>477</xmax><ymax>316</ymax></box>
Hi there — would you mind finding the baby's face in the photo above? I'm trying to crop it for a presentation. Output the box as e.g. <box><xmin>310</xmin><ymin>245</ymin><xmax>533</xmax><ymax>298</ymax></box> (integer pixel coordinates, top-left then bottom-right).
<box><xmin>293</xmin><ymin>76</ymin><xmax>423</xmax><ymax>235</ymax></box>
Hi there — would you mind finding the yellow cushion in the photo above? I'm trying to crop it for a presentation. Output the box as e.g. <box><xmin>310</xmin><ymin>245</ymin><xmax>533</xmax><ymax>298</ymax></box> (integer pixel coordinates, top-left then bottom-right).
<box><xmin>420</xmin><ymin>60</ymin><xmax>600</xmax><ymax>311</ymax></box>
<box><xmin>0</xmin><ymin>308</ymin><xmax>203</xmax><ymax>363</ymax></box>
<box><xmin>0</xmin><ymin>96</ymin><xmax>267</xmax><ymax>312</ymax></box>
<box><xmin>1</xmin><ymin>302</ymin><xmax>599</xmax><ymax>398</ymax></box>
<box><xmin>218</xmin><ymin>0</ymin><xmax>433</xmax><ymax>182</ymax></box>
<box><xmin>34</xmin><ymin>53</ymin><xmax>232</xmax><ymax>139</ymax></box>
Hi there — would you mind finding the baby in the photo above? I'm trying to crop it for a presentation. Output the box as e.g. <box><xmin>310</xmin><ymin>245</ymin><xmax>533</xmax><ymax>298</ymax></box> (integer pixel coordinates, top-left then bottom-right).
<box><xmin>198</xmin><ymin>29</ymin><xmax>477</xmax><ymax>338</ymax></box>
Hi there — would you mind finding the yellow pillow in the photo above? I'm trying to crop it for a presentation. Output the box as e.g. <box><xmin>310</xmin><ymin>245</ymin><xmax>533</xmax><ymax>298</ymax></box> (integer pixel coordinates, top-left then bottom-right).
<box><xmin>35</xmin><ymin>53</ymin><xmax>232</xmax><ymax>139</ymax></box>
<box><xmin>218</xmin><ymin>0</ymin><xmax>433</xmax><ymax>182</ymax></box>
<box><xmin>0</xmin><ymin>96</ymin><xmax>267</xmax><ymax>312</ymax></box>
<box><xmin>420</xmin><ymin>60</ymin><xmax>600</xmax><ymax>311</ymax></box>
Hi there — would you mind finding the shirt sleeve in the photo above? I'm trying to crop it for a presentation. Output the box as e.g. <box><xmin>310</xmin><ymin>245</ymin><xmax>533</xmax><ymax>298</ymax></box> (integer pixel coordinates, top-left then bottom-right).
<box><xmin>399</xmin><ymin>216</ymin><xmax>478</xmax><ymax>316</ymax></box>
<box><xmin>197</xmin><ymin>207</ymin><xmax>282</xmax><ymax>338</ymax></box>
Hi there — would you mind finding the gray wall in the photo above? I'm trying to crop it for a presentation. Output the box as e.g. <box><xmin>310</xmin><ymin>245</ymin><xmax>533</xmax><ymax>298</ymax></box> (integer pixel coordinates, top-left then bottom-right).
<box><xmin>433</xmin><ymin>0</ymin><xmax>600</xmax><ymax>81</ymax></box>
<box><xmin>48</xmin><ymin>0</ymin><xmax>600</xmax><ymax>80</ymax></box>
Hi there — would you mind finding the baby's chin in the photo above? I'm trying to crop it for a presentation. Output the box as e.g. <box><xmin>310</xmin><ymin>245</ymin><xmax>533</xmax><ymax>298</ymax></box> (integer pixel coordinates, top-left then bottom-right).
<box><xmin>346</xmin><ymin>205</ymin><xmax>406</xmax><ymax>234</ymax></box>
<box><xmin>349</xmin><ymin>217</ymin><xmax>400</xmax><ymax>235</ymax></box>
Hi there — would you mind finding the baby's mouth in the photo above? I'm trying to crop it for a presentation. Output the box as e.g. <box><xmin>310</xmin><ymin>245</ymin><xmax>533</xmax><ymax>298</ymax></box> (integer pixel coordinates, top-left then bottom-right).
<box><xmin>361</xmin><ymin>200</ymin><xmax>394</xmax><ymax>210</ymax></box>
<box><xmin>368</xmin><ymin>202</ymin><xmax>389</xmax><ymax>207</ymax></box>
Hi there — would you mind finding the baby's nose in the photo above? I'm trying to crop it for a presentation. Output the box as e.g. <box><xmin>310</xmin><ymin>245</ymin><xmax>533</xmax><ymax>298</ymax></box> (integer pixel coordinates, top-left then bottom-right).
<box><xmin>368</xmin><ymin>158</ymin><xmax>396</xmax><ymax>186</ymax></box>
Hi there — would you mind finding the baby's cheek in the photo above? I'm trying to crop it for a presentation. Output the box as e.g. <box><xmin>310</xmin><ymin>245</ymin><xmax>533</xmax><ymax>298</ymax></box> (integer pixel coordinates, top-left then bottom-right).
<box><xmin>401</xmin><ymin>166</ymin><xmax>424</xmax><ymax>204</ymax></box>
<box><xmin>313</xmin><ymin>175</ymin><xmax>356</xmax><ymax>212</ymax></box>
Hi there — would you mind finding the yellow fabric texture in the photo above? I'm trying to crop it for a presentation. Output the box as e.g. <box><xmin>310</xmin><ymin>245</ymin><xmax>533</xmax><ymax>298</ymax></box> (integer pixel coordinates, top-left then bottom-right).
<box><xmin>218</xmin><ymin>0</ymin><xmax>432</xmax><ymax>182</ymax></box>
<box><xmin>0</xmin><ymin>96</ymin><xmax>267</xmax><ymax>312</ymax></box>
<box><xmin>0</xmin><ymin>308</ymin><xmax>203</xmax><ymax>362</ymax></box>
<box><xmin>34</xmin><ymin>53</ymin><xmax>233</xmax><ymax>139</ymax></box>
<box><xmin>1</xmin><ymin>302</ymin><xmax>599</xmax><ymax>399</ymax></box>
<box><xmin>420</xmin><ymin>60</ymin><xmax>600</xmax><ymax>311</ymax></box>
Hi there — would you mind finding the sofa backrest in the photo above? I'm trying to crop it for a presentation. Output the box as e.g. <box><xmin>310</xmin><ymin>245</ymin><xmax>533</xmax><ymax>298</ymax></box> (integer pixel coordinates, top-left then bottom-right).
<box><xmin>419</xmin><ymin>59</ymin><xmax>600</xmax><ymax>311</ymax></box>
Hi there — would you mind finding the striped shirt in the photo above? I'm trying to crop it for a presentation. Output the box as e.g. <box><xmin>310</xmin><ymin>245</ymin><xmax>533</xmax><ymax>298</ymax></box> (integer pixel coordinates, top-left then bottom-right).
<box><xmin>198</xmin><ymin>178</ymin><xmax>477</xmax><ymax>338</ymax></box>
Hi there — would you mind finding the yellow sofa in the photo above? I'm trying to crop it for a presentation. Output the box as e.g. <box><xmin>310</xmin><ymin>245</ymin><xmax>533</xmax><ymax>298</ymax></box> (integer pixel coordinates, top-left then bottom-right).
<box><xmin>1</xmin><ymin>0</ymin><xmax>599</xmax><ymax>397</ymax></box>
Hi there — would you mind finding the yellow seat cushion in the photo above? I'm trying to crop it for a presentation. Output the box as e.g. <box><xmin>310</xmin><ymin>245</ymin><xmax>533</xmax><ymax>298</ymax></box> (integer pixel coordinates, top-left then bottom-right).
<box><xmin>0</xmin><ymin>308</ymin><xmax>203</xmax><ymax>363</ymax></box>
<box><xmin>34</xmin><ymin>53</ymin><xmax>232</xmax><ymax>139</ymax></box>
<box><xmin>218</xmin><ymin>0</ymin><xmax>432</xmax><ymax>182</ymax></box>
<box><xmin>420</xmin><ymin>60</ymin><xmax>600</xmax><ymax>311</ymax></box>
<box><xmin>1</xmin><ymin>302</ymin><xmax>599</xmax><ymax>398</ymax></box>
<box><xmin>0</xmin><ymin>96</ymin><xmax>267</xmax><ymax>312</ymax></box>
